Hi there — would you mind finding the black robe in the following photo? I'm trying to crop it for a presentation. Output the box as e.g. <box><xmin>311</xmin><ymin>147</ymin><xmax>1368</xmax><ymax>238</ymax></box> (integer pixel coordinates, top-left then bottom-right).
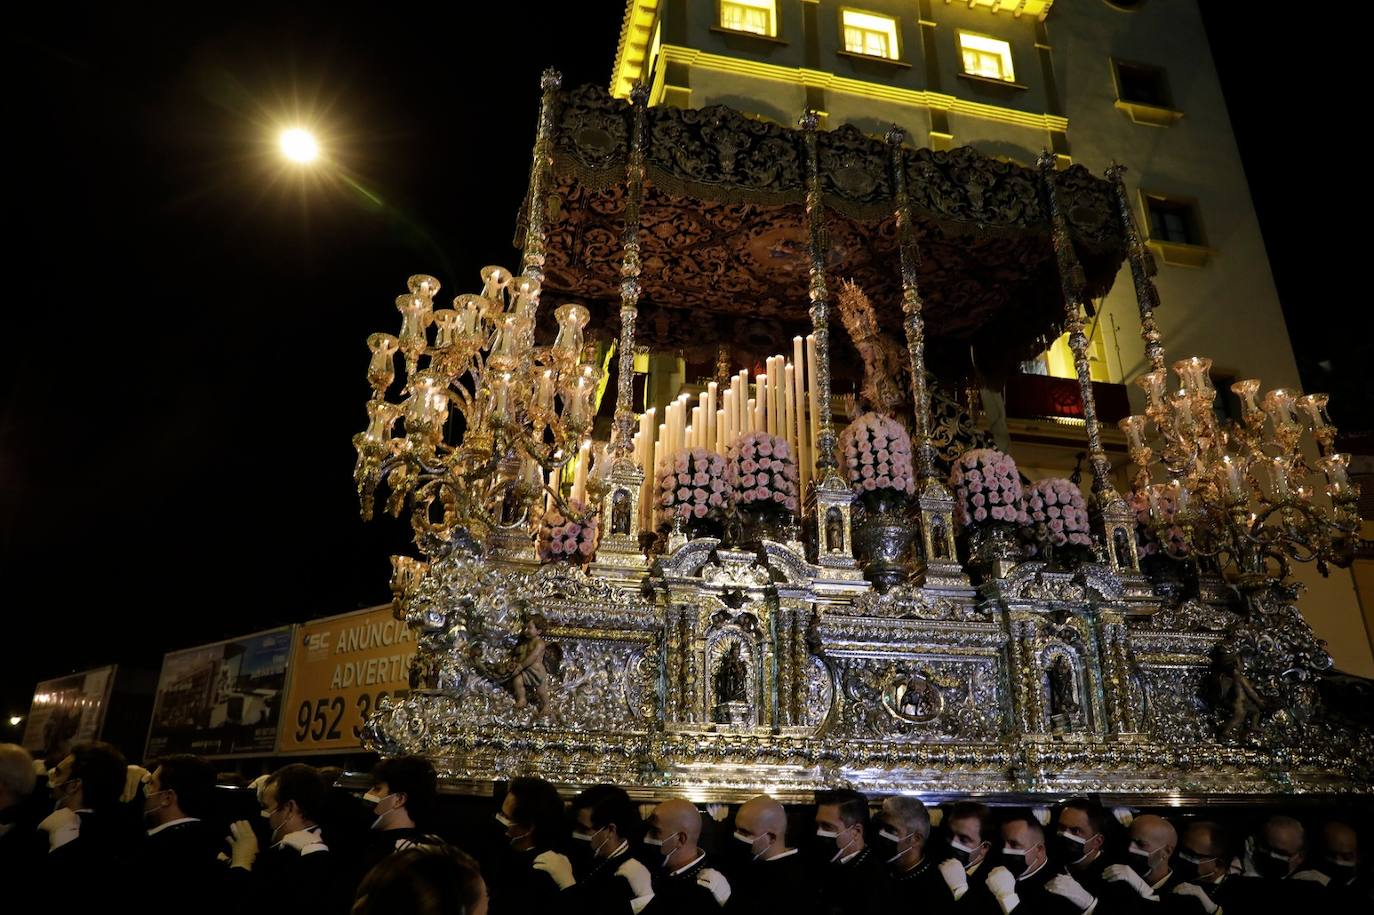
<box><xmin>819</xmin><ymin>846</ymin><xmax>888</xmax><ymax>915</ymax></box>
<box><xmin>882</xmin><ymin>855</ymin><xmax>957</xmax><ymax>913</ymax></box>
<box><xmin>222</xmin><ymin>829</ymin><xmax>348</xmax><ymax>915</ymax></box>
<box><xmin>486</xmin><ymin>845</ymin><xmax>566</xmax><ymax>915</ymax></box>
<box><xmin>349</xmin><ymin>825</ymin><xmax>442</xmax><ymax>892</ymax></box>
<box><xmin>643</xmin><ymin>852</ymin><xmax>724</xmax><ymax>914</ymax></box>
<box><xmin>565</xmin><ymin>844</ymin><xmax>641</xmax><ymax>915</ymax></box>
<box><xmin>131</xmin><ymin>819</ymin><xmax>225</xmax><ymax>915</ymax></box>
<box><xmin>724</xmin><ymin>849</ymin><xmax>822</xmax><ymax>915</ymax></box>
<box><xmin>1005</xmin><ymin>861</ymin><xmax>1086</xmax><ymax>915</ymax></box>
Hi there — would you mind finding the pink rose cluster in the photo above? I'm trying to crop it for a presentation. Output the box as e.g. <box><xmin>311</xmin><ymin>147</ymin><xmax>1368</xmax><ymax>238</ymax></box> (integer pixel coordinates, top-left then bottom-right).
<box><xmin>839</xmin><ymin>412</ymin><xmax>915</xmax><ymax>496</ymax></box>
<box><xmin>1026</xmin><ymin>478</ymin><xmax>1092</xmax><ymax>547</ymax></box>
<box><xmin>1130</xmin><ymin>489</ymin><xmax>1188</xmax><ymax>557</ymax></box>
<box><xmin>656</xmin><ymin>447</ymin><xmax>729</xmax><ymax>524</ymax></box>
<box><xmin>726</xmin><ymin>432</ymin><xmax>799</xmax><ymax>514</ymax></box>
<box><xmin>538</xmin><ymin>499</ymin><xmax>599</xmax><ymax>563</ymax></box>
<box><xmin>949</xmin><ymin>448</ymin><xmax>1025</xmax><ymax>527</ymax></box>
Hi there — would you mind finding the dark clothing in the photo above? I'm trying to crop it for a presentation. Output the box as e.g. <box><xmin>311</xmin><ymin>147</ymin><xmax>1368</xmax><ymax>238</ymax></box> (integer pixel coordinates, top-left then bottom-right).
<box><xmin>954</xmin><ymin>861</ymin><xmax>1004</xmax><ymax>915</ymax></box>
<box><xmin>883</xmin><ymin>856</ymin><xmax>956</xmax><ymax>913</ymax></box>
<box><xmin>351</xmin><ymin>826</ymin><xmax>439</xmax><ymax>891</ymax></box>
<box><xmin>566</xmin><ymin>845</ymin><xmax>640</xmax><ymax>915</ymax></box>
<box><xmin>0</xmin><ymin>795</ymin><xmax>48</xmax><ymax>885</ymax></box>
<box><xmin>223</xmin><ymin>832</ymin><xmax>347</xmax><ymax>915</ymax></box>
<box><xmin>725</xmin><ymin>850</ymin><xmax>822</xmax><ymax>915</ymax></box>
<box><xmin>1009</xmin><ymin>862</ymin><xmax>1085</xmax><ymax>915</ymax></box>
<box><xmin>486</xmin><ymin>846</ymin><xmax>565</xmax><ymax>915</ymax></box>
<box><xmin>820</xmin><ymin>846</ymin><xmax>887</xmax><ymax>915</ymax></box>
<box><xmin>1062</xmin><ymin>853</ymin><xmax>1111</xmax><ymax>902</ymax></box>
<box><xmin>1097</xmin><ymin>868</ymin><xmax>1179</xmax><ymax>914</ymax></box>
<box><xmin>42</xmin><ymin>809</ymin><xmax>136</xmax><ymax>907</ymax></box>
<box><xmin>132</xmin><ymin>820</ymin><xmax>225</xmax><ymax>914</ymax></box>
<box><xmin>643</xmin><ymin>853</ymin><xmax>721</xmax><ymax>914</ymax></box>
<box><xmin>1211</xmin><ymin>874</ymin><xmax>1331</xmax><ymax>913</ymax></box>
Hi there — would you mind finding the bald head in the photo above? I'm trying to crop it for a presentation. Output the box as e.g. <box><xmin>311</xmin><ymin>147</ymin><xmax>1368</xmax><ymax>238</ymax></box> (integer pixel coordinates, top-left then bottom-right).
<box><xmin>1183</xmin><ymin>821</ymin><xmax>1225</xmax><ymax>858</ymax></box>
<box><xmin>650</xmin><ymin>798</ymin><xmax>703</xmax><ymax>843</ymax></box>
<box><xmin>736</xmin><ymin>794</ymin><xmax>790</xmax><ymax>858</ymax></box>
<box><xmin>1129</xmin><ymin>815</ymin><xmax>1178</xmax><ymax>886</ymax></box>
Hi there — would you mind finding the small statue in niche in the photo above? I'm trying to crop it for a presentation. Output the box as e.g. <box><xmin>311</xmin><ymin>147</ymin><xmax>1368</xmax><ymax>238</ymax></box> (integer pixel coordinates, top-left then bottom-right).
<box><xmin>1048</xmin><ymin>655</ymin><xmax>1080</xmax><ymax>726</ymax></box>
<box><xmin>508</xmin><ymin>613</ymin><xmax>556</xmax><ymax>715</ymax></box>
<box><xmin>715</xmin><ymin>643</ymin><xmax>748</xmax><ymax>704</ymax></box>
<box><xmin>611</xmin><ymin>488</ymin><xmax>631</xmax><ymax>536</ymax></box>
<box><xmin>1213</xmin><ymin>646</ymin><xmax>1265</xmax><ymax>739</ymax></box>
<box><xmin>898</xmin><ymin>675</ymin><xmax>941</xmax><ymax>721</ymax></box>
<box><xmin>1113</xmin><ymin>527</ymin><xmax>1133</xmax><ymax>570</ymax></box>
<box><xmin>825</xmin><ymin>507</ymin><xmax>844</xmax><ymax>554</ymax></box>
<box><xmin>928</xmin><ymin>516</ymin><xmax>948</xmax><ymax>560</ymax></box>
<box><xmin>501</xmin><ymin>485</ymin><xmax>520</xmax><ymax>525</ymax></box>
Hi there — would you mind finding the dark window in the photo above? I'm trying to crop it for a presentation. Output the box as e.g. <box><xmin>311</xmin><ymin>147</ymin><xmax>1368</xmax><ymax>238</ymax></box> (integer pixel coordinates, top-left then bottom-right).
<box><xmin>1115</xmin><ymin>61</ymin><xmax>1172</xmax><ymax>108</ymax></box>
<box><xmin>1146</xmin><ymin>196</ymin><xmax>1202</xmax><ymax>245</ymax></box>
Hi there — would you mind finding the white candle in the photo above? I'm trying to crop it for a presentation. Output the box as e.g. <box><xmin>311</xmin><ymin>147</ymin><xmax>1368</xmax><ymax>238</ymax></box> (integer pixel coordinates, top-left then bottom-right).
<box><xmin>723</xmin><ymin>389</ymin><xmax>734</xmax><ymax>450</ymax></box>
<box><xmin>783</xmin><ymin>361</ymin><xmax>796</xmax><ymax>480</ymax></box>
<box><xmin>691</xmin><ymin>406</ymin><xmax>702</xmax><ymax>449</ymax></box>
<box><xmin>740</xmin><ymin>370</ymin><xmax>749</xmax><ymax>434</ymax></box>
<box><xmin>706</xmin><ymin>383</ymin><xmax>718</xmax><ymax>455</ymax></box>
<box><xmin>794</xmin><ymin>336</ymin><xmax>808</xmax><ymax>495</ymax></box>
<box><xmin>806</xmin><ymin>335</ymin><xmax>820</xmax><ymax>473</ymax></box>
<box><xmin>716</xmin><ymin>408</ymin><xmax>725</xmax><ymax>454</ymax></box>
<box><xmin>572</xmin><ymin>439</ymin><xmax>591</xmax><ymax>505</ymax></box>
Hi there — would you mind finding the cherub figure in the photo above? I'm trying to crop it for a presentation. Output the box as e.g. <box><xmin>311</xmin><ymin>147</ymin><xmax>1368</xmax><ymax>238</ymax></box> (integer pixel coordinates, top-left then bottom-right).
<box><xmin>510</xmin><ymin>613</ymin><xmax>552</xmax><ymax>714</ymax></box>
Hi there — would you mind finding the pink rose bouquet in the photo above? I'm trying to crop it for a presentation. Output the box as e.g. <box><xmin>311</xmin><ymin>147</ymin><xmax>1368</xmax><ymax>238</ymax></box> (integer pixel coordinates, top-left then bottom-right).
<box><xmin>1025</xmin><ymin>477</ymin><xmax>1093</xmax><ymax>555</ymax></box>
<box><xmin>840</xmin><ymin>412</ymin><xmax>915</xmax><ymax>510</ymax></box>
<box><xmin>1131</xmin><ymin>487</ymin><xmax>1188</xmax><ymax>559</ymax></box>
<box><xmin>949</xmin><ymin>448</ymin><xmax>1026</xmax><ymax>528</ymax></box>
<box><xmin>655</xmin><ymin>447</ymin><xmax>729</xmax><ymax>526</ymax></box>
<box><xmin>726</xmin><ymin>432</ymin><xmax>799</xmax><ymax>515</ymax></box>
<box><xmin>538</xmin><ymin>499</ymin><xmax>599</xmax><ymax>564</ymax></box>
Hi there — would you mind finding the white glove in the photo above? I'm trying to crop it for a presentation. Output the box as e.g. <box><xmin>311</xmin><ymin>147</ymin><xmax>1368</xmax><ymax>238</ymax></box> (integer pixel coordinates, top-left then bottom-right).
<box><xmin>985</xmin><ymin>866</ymin><xmax>1020</xmax><ymax>914</ymax></box>
<box><xmin>697</xmin><ymin>867</ymin><xmax>731</xmax><ymax>906</ymax></box>
<box><xmin>227</xmin><ymin>820</ymin><xmax>260</xmax><ymax>870</ymax></box>
<box><xmin>939</xmin><ymin>858</ymin><xmax>969</xmax><ymax>899</ymax></box>
<box><xmin>534</xmin><ymin>850</ymin><xmax>577</xmax><ymax>890</ymax></box>
<box><xmin>1046</xmin><ymin>874</ymin><xmax>1096</xmax><ymax>912</ymax></box>
<box><xmin>1172</xmin><ymin>883</ymin><xmax>1218</xmax><ymax>914</ymax></box>
<box><xmin>281</xmin><ymin>828</ymin><xmax>327</xmax><ymax>855</ymax></box>
<box><xmin>38</xmin><ymin>807</ymin><xmax>81</xmax><ymax>852</ymax></box>
<box><xmin>616</xmin><ymin>856</ymin><xmax>655</xmax><ymax>898</ymax></box>
<box><xmin>1291</xmin><ymin>869</ymin><xmax>1330</xmax><ymax>886</ymax></box>
<box><xmin>1103</xmin><ymin>864</ymin><xmax>1157</xmax><ymax>900</ymax></box>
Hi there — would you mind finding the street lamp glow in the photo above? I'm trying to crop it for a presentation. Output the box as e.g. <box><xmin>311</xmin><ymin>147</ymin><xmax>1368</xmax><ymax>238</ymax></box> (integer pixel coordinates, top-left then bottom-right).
<box><xmin>279</xmin><ymin>128</ymin><xmax>319</xmax><ymax>163</ymax></box>
<box><xmin>7</xmin><ymin>716</ymin><xmax>20</xmax><ymax>727</ymax></box>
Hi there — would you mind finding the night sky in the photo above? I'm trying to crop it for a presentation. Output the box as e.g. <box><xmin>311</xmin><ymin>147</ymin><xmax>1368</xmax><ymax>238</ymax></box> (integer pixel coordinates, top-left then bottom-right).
<box><xmin>4</xmin><ymin>3</ymin><xmax>1367</xmax><ymax>736</ymax></box>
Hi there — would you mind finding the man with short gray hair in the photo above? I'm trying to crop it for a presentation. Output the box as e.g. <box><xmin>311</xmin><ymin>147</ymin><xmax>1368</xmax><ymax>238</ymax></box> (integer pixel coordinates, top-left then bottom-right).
<box><xmin>876</xmin><ymin>795</ymin><xmax>955</xmax><ymax>910</ymax></box>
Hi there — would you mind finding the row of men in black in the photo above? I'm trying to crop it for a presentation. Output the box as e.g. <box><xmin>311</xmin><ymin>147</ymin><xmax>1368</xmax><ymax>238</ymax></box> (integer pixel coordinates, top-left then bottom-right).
<box><xmin>1</xmin><ymin>740</ymin><xmax>1369</xmax><ymax>914</ymax></box>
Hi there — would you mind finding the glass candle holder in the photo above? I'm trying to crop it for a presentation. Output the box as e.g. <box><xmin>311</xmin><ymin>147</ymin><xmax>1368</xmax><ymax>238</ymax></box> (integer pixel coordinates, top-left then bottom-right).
<box><xmin>367</xmin><ymin>333</ymin><xmax>399</xmax><ymax>394</ymax></box>
<box><xmin>407</xmin><ymin>274</ymin><xmax>441</xmax><ymax>299</ymax></box>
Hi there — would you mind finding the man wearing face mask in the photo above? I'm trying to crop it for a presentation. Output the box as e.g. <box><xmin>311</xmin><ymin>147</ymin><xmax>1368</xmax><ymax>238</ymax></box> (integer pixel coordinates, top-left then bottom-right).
<box><xmin>1050</xmin><ymin>799</ymin><xmax>1111</xmax><ymax>903</ymax></box>
<box><xmin>1163</xmin><ymin>821</ymin><xmax>1233</xmax><ymax>915</ymax></box>
<box><xmin>1312</xmin><ymin>820</ymin><xmax>1370</xmax><ymax>913</ymax></box>
<box><xmin>814</xmin><ymin>788</ymin><xmax>885</xmax><ymax>915</ymax></box>
<box><xmin>131</xmin><ymin>754</ymin><xmax>221</xmax><ymax>912</ymax></box>
<box><xmin>942</xmin><ymin>801</ymin><xmax>1000</xmax><ymax>913</ymax></box>
<box><xmin>1100</xmin><ymin>814</ymin><xmax>1178</xmax><ymax>911</ymax></box>
<box><xmin>37</xmin><ymin>738</ymin><xmax>132</xmax><ymax>903</ymax></box>
<box><xmin>351</xmin><ymin>755</ymin><xmax>442</xmax><ymax>891</ymax></box>
<box><xmin>1220</xmin><ymin>815</ymin><xmax>1331</xmax><ymax>910</ymax></box>
<box><xmin>223</xmin><ymin>763</ymin><xmax>347</xmax><ymax>915</ymax></box>
<box><xmin>641</xmin><ymin>798</ymin><xmax>729</xmax><ymax>912</ymax></box>
<box><xmin>983</xmin><ymin>812</ymin><xmax>1089</xmax><ymax>915</ymax></box>
<box><xmin>875</xmin><ymin>795</ymin><xmax>954</xmax><ymax>911</ymax></box>
<box><xmin>487</xmin><ymin>776</ymin><xmax>570</xmax><ymax>915</ymax></box>
<box><xmin>723</xmin><ymin>794</ymin><xmax>819</xmax><ymax>914</ymax></box>
<box><xmin>563</xmin><ymin>784</ymin><xmax>655</xmax><ymax>913</ymax></box>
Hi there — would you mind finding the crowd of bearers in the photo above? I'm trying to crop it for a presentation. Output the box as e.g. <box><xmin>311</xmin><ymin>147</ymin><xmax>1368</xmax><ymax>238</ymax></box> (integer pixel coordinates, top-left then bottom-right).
<box><xmin>0</xmin><ymin>740</ymin><xmax>1369</xmax><ymax>915</ymax></box>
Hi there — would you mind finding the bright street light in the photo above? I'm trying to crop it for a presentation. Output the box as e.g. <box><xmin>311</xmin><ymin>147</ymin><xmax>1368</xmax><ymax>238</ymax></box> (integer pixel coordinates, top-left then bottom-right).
<box><xmin>279</xmin><ymin>128</ymin><xmax>320</xmax><ymax>164</ymax></box>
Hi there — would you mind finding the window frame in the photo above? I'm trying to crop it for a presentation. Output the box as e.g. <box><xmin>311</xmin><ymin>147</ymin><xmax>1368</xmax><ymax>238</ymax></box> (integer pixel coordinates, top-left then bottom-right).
<box><xmin>717</xmin><ymin>0</ymin><xmax>779</xmax><ymax>39</ymax></box>
<box><xmin>956</xmin><ymin>29</ymin><xmax>1016</xmax><ymax>83</ymax></box>
<box><xmin>838</xmin><ymin>7</ymin><xmax>903</xmax><ymax>62</ymax></box>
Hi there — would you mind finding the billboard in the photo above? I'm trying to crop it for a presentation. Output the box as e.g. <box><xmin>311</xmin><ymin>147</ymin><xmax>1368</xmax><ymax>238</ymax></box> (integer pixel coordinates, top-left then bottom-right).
<box><xmin>277</xmin><ymin>605</ymin><xmax>413</xmax><ymax>754</ymax></box>
<box><xmin>145</xmin><ymin>626</ymin><xmax>293</xmax><ymax>759</ymax></box>
<box><xmin>22</xmin><ymin>666</ymin><xmax>116</xmax><ymax>761</ymax></box>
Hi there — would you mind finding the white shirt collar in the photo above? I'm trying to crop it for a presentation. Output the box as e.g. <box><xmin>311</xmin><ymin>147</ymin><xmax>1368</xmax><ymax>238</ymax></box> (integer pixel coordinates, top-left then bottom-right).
<box><xmin>671</xmin><ymin>852</ymin><xmax>706</xmax><ymax>876</ymax></box>
<box><xmin>147</xmin><ymin>817</ymin><xmax>200</xmax><ymax>837</ymax></box>
<box><xmin>1151</xmin><ymin>869</ymin><xmax>1174</xmax><ymax>892</ymax></box>
<box><xmin>272</xmin><ymin>825</ymin><xmax>322</xmax><ymax>848</ymax></box>
<box><xmin>765</xmin><ymin>848</ymin><xmax>799</xmax><ymax>862</ymax></box>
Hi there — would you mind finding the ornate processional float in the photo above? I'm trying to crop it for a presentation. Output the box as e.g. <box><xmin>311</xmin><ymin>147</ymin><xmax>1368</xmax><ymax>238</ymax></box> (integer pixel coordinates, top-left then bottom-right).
<box><xmin>352</xmin><ymin>72</ymin><xmax>1371</xmax><ymax>801</ymax></box>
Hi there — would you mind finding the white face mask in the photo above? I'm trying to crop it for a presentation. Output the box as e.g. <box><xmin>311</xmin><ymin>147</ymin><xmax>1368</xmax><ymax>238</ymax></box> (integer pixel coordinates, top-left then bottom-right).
<box><xmin>368</xmin><ymin>794</ymin><xmax>401</xmax><ymax>830</ymax></box>
<box><xmin>878</xmin><ymin>828</ymin><xmax>907</xmax><ymax>864</ymax></box>
<box><xmin>644</xmin><ymin>831</ymin><xmax>678</xmax><ymax>866</ymax></box>
<box><xmin>818</xmin><ymin>827</ymin><xmax>857</xmax><ymax>863</ymax></box>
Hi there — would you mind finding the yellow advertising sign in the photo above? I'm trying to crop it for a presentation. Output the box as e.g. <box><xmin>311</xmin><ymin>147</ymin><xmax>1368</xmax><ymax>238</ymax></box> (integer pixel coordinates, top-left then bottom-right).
<box><xmin>278</xmin><ymin>605</ymin><xmax>414</xmax><ymax>754</ymax></box>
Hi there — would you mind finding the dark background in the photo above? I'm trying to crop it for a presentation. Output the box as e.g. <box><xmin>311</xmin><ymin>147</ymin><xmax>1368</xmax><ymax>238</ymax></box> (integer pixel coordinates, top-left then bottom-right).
<box><xmin>3</xmin><ymin>2</ymin><xmax>1367</xmax><ymax>740</ymax></box>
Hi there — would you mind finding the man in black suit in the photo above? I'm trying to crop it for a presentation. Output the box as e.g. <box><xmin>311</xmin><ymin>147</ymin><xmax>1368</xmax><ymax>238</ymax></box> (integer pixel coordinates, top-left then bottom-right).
<box><xmin>876</xmin><ymin>794</ymin><xmax>955</xmax><ymax>912</ymax></box>
<box><xmin>38</xmin><ymin>740</ymin><xmax>133</xmax><ymax>892</ymax></box>
<box><xmin>135</xmin><ymin>754</ymin><xmax>222</xmax><ymax>912</ymax></box>
<box><xmin>724</xmin><ymin>794</ymin><xmax>820</xmax><ymax>915</ymax></box>
<box><xmin>814</xmin><ymin>788</ymin><xmax>885</xmax><ymax>915</ymax></box>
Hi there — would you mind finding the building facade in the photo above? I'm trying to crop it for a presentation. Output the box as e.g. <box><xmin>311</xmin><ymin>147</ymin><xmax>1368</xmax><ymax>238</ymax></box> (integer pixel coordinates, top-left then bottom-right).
<box><xmin>609</xmin><ymin>0</ymin><xmax>1374</xmax><ymax>675</ymax></box>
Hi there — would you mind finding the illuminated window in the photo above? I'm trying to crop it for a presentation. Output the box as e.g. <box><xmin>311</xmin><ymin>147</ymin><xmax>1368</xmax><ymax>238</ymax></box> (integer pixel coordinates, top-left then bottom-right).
<box><xmin>720</xmin><ymin>0</ymin><xmax>776</xmax><ymax>37</ymax></box>
<box><xmin>842</xmin><ymin>9</ymin><xmax>899</xmax><ymax>60</ymax></box>
<box><xmin>958</xmin><ymin>32</ymin><xmax>1015</xmax><ymax>82</ymax></box>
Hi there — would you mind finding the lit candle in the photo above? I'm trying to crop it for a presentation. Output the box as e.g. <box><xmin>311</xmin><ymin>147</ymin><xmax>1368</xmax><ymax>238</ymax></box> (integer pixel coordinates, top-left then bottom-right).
<box><xmin>1220</xmin><ymin>455</ymin><xmax>1246</xmax><ymax>501</ymax></box>
<box><xmin>1269</xmin><ymin>457</ymin><xmax>1290</xmax><ymax>501</ymax></box>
